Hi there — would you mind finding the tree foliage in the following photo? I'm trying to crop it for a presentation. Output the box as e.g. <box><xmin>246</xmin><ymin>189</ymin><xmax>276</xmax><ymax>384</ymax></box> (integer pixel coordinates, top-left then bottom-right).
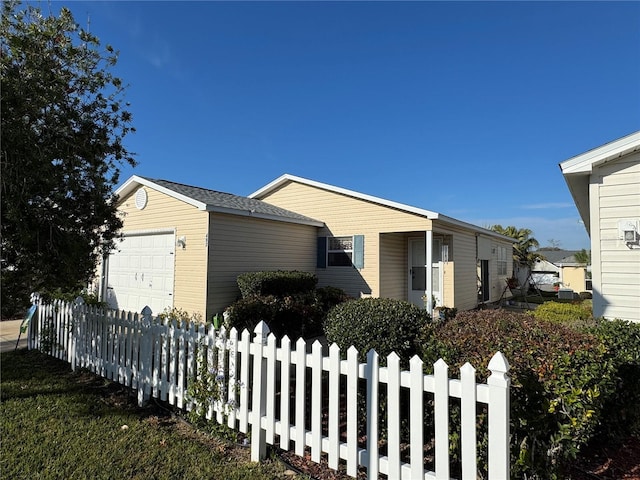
<box><xmin>490</xmin><ymin>224</ymin><xmax>541</xmax><ymax>266</ymax></box>
<box><xmin>1</xmin><ymin>2</ymin><xmax>135</xmax><ymax>316</ymax></box>
<box><xmin>574</xmin><ymin>248</ymin><xmax>591</xmax><ymax>265</ymax></box>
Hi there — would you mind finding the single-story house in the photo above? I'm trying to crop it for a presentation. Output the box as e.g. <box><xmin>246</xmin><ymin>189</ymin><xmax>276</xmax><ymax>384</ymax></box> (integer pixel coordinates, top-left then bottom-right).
<box><xmin>99</xmin><ymin>174</ymin><xmax>514</xmax><ymax>319</ymax></box>
<box><xmin>250</xmin><ymin>174</ymin><xmax>514</xmax><ymax>312</ymax></box>
<box><xmin>560</xmin><ymin>131</ymin><xmax>640</xmax><ymax>322</ymax></box>
<box><xmin>531</xmin><ymin>250</ymin><xmax>591</xmax><ymax>292</ymax></box>
<box><xmin>99</xmin><ymin>176</ymin><xmax>323</xmax><ymax>318</ymax></box>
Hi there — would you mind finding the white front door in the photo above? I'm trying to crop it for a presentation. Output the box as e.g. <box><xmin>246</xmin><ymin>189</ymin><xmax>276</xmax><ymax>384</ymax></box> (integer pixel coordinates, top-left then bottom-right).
<box><xmin>106</xmin><ymin>232</ymin><xmax>175</xmax><ymax>314</ymax></box>
<box><xmin>408</xmin><ymin>237</ymin><xmax>443</xmax><ymax>308</ymax></box>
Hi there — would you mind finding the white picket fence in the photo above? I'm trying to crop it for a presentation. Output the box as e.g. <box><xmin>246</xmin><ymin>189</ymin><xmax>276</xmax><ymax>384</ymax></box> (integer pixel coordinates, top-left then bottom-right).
<box><xmin>27</xmin><ymin>297</ymin><xmax>510</xmax><ymax>480</ymax></box>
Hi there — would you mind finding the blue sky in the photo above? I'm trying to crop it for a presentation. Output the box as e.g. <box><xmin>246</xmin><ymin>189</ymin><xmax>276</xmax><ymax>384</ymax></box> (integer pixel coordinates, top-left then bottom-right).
<box><xmin>58</xmin><ymin>1</ymin><xmax>640</xmax><ymax>250</ymax></box>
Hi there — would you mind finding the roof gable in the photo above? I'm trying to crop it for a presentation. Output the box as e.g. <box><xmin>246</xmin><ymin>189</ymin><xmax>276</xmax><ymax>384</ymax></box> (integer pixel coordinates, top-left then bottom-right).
<box><xmin>115</xmin><ymin>176</ymin><xmax>323</xmax><ymax>227</ymax></box>
<box><xmin>559</xmin><ymin>131</ymin><xmax>640</xmax><ymax>233</ymax></box>
<box><xmin>251</xmin><ymin>174</ymin><xmax>514</xmax><ymax>242</ymax></box>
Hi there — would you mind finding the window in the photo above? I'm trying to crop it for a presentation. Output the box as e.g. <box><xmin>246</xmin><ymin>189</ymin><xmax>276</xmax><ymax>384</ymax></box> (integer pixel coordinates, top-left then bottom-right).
<box><xmin>328</xmin><ymin>236</ymin><xmax>353</xmax><ymax>266</ymax></box>
<box><xmin>317</xmin><ymin>235</ymin><xmax>364</xmax><ymax>269</ymax></box>
<box><xmin>497</xmin><ymin>246</ymin><xmax>508</xmax><ymax>276</ymax></box>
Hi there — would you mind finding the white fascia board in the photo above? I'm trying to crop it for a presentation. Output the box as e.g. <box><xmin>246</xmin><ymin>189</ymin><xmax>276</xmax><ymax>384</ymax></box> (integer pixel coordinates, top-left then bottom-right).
<box><xmin>252</xmin><ymin>174</ymin><xmax>514</xmax><ymax>240</ymax></box>
<box><xmin>204</xmin><ymin>204</ymin><xmax>324</xmax><ymax>227</ymax></box>
<box><xmin>115</xmin><ymin>175</ymin><xmax>207</xmax><ymax>210</ymax></box>
<box><xmin>250</xmin><ymin>174</ymin><xmax>440</xmax><ymax>218</ymax></box>
<box><xmin>559</xmin><ymin>131</ymin><xmax>640</xmax><ymax>175</ymax></box>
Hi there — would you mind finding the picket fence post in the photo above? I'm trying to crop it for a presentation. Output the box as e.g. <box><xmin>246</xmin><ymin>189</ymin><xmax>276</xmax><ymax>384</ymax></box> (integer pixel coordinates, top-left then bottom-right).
<box><xmin>71</xmin><ymin>296</ymin><xmax>85</xmax><ymax>371</ymax></box>
<box><xmin>137</xmin><ymin>306</ymin><xmax>153</xmax><ymax>407</ymax></box>
<box><xmin>250</xmin><ymin>321</ymin><xmax>270</xmax><ymax>462</ymax></box>
<box><xmin>488</xmin><ymin>351</ymin><xmax>510</xmax><ymax>480</ymax></box>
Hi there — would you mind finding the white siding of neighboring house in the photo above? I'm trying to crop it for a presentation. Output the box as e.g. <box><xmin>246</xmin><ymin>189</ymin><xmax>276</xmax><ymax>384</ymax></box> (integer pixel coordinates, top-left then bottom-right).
<box><xmin>590</xmin><ymin>152</ymin><xmax>640</xmax><ymax>322</ymax></box>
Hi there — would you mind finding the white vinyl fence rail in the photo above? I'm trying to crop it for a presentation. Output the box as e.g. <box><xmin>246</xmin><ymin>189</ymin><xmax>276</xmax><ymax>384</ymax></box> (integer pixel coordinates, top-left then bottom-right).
<box><xmin>27</xmin><ymin>297</ymin><xmax>510</xmax><ymax>480</ymax></box>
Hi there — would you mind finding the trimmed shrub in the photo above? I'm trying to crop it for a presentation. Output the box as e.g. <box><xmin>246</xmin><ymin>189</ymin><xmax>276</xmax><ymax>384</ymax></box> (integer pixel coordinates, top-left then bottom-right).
<box><xmin>581</xmin><ymin>318</ymin><xmax>640</xmax><ymax>439</ymax></box>
<box><xmin>419</xmin><ymin>310</ymin><xmax>616</xmax><ymax>479</ymax></box>
<box><xmin>530</xmin><ymin>300</ymin><xmax>592</xmax><ymax>323</ymax></box>
<box><xmin>324</xmin><ymin>297</ymin><xmax>429</xmax><ymax>364</ymax></box>
<box><xmin>224</xmin><ymin>293</ymin><xmax>324</xmax><ymax>340</ymax></box>
<box><xmin>236</xmin><ymin>270</ymin><xmax>317</xmax><ymax>298</ymax></box>
<box><xmin>315</xmin><ymin>285</ymin><xmax>351</xmax><ymax>312</ymax></box>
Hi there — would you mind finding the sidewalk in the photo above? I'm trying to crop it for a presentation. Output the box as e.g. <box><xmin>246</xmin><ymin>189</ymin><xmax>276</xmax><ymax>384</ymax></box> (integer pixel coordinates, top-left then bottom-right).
<box><xmin>0</xmin><ymin>319</ymin><xmax>27</xmax><ymax>353</ymax></box>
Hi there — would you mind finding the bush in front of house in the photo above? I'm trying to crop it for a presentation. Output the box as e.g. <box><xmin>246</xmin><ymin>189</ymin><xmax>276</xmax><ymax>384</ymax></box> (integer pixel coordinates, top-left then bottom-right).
<box><xmin>224</xmin><ymin>294</ymin><xmax>320</xmax><ymax>340</ymax></box>
<box><xmin>324</xmin><ymin>297</ymin><xmax>429</xmax><ymax>364</ymax></box>
<box><xmin>236</xmin><ymin>270</ymin><xmax>318</xmax><ymax>298</ymax></box>
<box><xmin>580</xmin><ymin>318</ymin><xmax>640</xmax><ymax>440</ymax></box>
<box><xmin>418</xmin><ymin>309</ymin><xmax>622</xmax><ymax>479</ymax></box>
<box><xmin>530</xmin><ymin>300</ymin><xmax>592</xmax><ymax>324</ymax></box>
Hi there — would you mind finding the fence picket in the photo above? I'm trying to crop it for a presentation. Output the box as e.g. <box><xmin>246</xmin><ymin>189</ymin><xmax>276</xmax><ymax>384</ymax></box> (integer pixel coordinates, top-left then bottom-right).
<box><xmin>387</xmin><ymin>352</ymin><xmax>401</xmax><ymax>479</ymax></box>
<box><xmin>227</xmin><ymin>328</ymin><xmax>239</xmax><ymax>429</ymax></box>
<box><xmin>410</xmin><ymin>355</ymin><xmax>424</xmax><ymax>479</ymax></box>
<box><xmin>294</xmin><ymin>337</ymin><xmax>306</xmax><ymax>457</ymax></box>
<box><xmin>434</xmin><ymin>358</ymin><xmax>450</xmax><ymax>480</ymax></box>
<box><xmin>460</xmin><ymin>362</ymin><xmax>477</xmax><ymax>479</ymax></box>
<box><xmin>366</xmin><ymin>349</ymin><xmax>379</xmax><ymax>478</ymax></box>
<box><xmin>346</xmin><ymin>345</ymin><xmax>359</xmax><ymax>478</ymax></box>
<box><xmin>279</xmin><ymin>335</ymin><xmax>292</xmax><ymax>450</ymax></box>
<box><xmin>238</xmin><ymin>328</ymin><xmax>251</xmax><ymax>434</ymax></box>
<box><xmin>30</xmin><ymin>297</ymin><xmax>511</xmax><ymax>480</ymax></box>
<box><xmin>310</xmin><ymin>340</ymin><xmax>323</xmax><ymax>464</ymax></box>
<box><xmin>327</xmin><ymin>343</ymin><xmax>340</xmax><ymax>471</ymax></box>
<box><xmin>265</xmin><ymin>333</ymin><xmax>277</xmax><ymax>444</ymax></box>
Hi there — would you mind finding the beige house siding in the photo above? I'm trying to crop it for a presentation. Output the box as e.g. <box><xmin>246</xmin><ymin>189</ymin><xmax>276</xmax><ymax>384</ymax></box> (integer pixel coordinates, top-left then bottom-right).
<box><xmin>259</xmin><ymin>182</ymin><xmax>431</xmax><ymax>299</ymax></box>
<box><xmin>379</xmin><ymin>233</ymin><xmax>407</xmax><ymax>300</ymax></box>
<box><xmin>117</xmin><ymin>186</ymin><xmax>209</xmax><ymax>316</ymax></box>
<box><xmin>591</xmin><ymin>153</ymin><xmax>640</xmax><ymax>322</ymax></box>
<box><xmin>206</xmin><ymin>212</ymin><xmax>318</xmax><ymax>316</ymax></box>
<box><xmin>561</xmin><ymin>266</ymin><xmax>587</xmax><ymax>292</ymax></box>
<box><xmin>451</xmin><ymin>230</ymin><xmax>479</xmax><ymax>310</ymax></box>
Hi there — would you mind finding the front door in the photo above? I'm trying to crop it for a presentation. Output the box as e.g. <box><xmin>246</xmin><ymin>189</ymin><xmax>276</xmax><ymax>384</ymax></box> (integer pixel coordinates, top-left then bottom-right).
<box><xmin>408</xmin><ymin>238</ymin><xmax>443</xmax><ymax>308</ymax></box>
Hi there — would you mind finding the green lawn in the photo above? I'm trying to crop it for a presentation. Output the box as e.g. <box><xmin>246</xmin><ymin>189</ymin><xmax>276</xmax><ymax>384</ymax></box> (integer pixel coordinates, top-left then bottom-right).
<box><xmin>0</xmin><ymin>349</ymin><xmax>300</xmax><ymax>480</ymax></box>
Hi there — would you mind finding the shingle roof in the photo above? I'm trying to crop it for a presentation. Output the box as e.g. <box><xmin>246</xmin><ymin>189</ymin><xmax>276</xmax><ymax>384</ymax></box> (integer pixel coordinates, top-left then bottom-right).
<box><xmin>537</xmin><ymin>250</ymin><xmax>580</xmax><ymax>264</ymax></box>
<box><xmin>122</xmin><ymin>176</ymin><xmax>323</xmax><ymax>227</ymax></box>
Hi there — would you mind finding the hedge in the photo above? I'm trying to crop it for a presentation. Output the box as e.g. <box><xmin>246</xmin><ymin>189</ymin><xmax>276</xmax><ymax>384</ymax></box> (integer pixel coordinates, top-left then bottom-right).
<box><xmin>236</xmin><ymin>271</ymin><xmax>317</xmax><ymax>298</ymax></box>
<box><xmin>419</xmin><ymin>309</ymin><xmax>624</xmax><ymax>479</ymax></box>
<box><xmin>324</xmin><ymin>297</ymin><xmax>429</xmax><ymax>364</ymax></box>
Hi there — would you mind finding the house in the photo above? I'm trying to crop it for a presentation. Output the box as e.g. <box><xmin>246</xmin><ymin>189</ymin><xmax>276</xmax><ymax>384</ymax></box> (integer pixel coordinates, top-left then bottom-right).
<box><xmin>531</xmin><ymin>250</ymin><xmax>591</xmax><ymax>293</ymax></box>
<box><xmin>99</xmin><ymin>176</ymin><xmax>323</xmax><ymax>318</ymax></box>
<box><xmin>100</xmin><ymin>174</ymin><xmax>514</xmax><ymax>319</ymax></box>
<box><xmin>560</xmin><ymin>131</ymin><xmax>640</xmax><ymax>322</ymax></box>
<box><xmin>250</xmin><ymin>174</ymin><xmax>514</xmax><ymax>312</ymax></box>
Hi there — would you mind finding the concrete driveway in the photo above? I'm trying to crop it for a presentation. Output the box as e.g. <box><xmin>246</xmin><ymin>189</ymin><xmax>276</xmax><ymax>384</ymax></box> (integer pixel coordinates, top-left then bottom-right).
<box><xmin>0</xmin><ymin>319</ymin><xmax>27</xmax><ymax>353</ymax></box>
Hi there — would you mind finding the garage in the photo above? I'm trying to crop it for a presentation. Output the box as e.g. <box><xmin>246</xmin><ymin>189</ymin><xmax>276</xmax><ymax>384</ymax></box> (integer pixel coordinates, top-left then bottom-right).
<box><xmin>105</xmin><ymin>231</ymin><xmax>175</xmax><ymax>315</ymax></box>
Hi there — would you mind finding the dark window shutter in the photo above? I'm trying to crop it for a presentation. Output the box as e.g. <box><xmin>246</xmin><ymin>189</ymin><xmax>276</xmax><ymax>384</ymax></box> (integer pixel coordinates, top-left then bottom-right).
<box><xmin>353</xmin><ymin>235</ymin><xmax>364</xmax><ymax>269</ymax></box>
<box><xmin>317</xmin><ymin>237</ymin><xmax>327</xmax><ymax>268</ymax></box>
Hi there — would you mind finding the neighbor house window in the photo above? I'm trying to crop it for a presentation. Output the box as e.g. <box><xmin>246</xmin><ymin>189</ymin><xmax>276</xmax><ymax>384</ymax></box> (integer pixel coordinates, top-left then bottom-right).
<box><xmin>497</xmin><ymin>246</ymin><xmax>508</xmax><ymax>276</ymax></box>
<box><xmin>328</xmin><ymin>236</ymin><xmax>353</xmax><ymax>266</ymax></box>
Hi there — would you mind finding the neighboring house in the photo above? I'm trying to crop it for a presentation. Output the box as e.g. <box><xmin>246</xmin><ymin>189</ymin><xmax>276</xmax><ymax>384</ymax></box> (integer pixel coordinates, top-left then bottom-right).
<box><xmin>99</xmin><ymin>176</ymin><xmax>323</xmax><ymax>317</ymax></box>
<box><xmin>560</xmin><ymin>131</ymin><xmax>640</xmax><ymax>322</ymax></box>
<box><xmin>251</xmin><ymin>174</ymin><xmax>514</xmax><ymax>312</ymax></box>
<box><xmin>531</xmin><ymin>250</ymin><xmax>591</xmax><ymax>292</ymax></box>
<box><xmin>100</xmin><ymin>174</ymin><xmax>514</xmax><ymax>318</ymax></box>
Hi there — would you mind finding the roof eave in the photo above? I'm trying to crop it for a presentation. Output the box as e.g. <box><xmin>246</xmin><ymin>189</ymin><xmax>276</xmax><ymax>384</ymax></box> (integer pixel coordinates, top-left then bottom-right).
<box><xmin>115</xmin><ymin>175</ymin><xmax>208</xmax><ymax>210</ymax></box>
<box><xmin>205</xmin><ymin>204</ymin><xmax>324</xmax><ymax>227</ymax></box>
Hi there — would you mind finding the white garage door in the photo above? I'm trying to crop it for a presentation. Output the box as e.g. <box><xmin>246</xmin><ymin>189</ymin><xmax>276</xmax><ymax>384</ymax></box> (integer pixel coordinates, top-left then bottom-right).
<box><xmin>106</xmin><ymin>232</ymin><xmax>175</xmax><ymax>315</ymax></box>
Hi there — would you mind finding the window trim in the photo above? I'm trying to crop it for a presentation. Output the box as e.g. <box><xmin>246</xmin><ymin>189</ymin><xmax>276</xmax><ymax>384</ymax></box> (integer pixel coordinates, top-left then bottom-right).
<box><xmin>497</xmin><ymin>246</ymin><xmax>508</xmax><ymax>276</ymax></box>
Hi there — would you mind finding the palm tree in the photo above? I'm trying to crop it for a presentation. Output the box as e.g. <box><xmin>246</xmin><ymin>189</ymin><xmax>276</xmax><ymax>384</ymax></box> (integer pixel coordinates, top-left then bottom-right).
<box><xmin>490</xmin><ymin>225</ymin><xmax>542</xmax><ymax>267</ymax></box>
<box><xmin>574</xmin><ymin>249</ymin><xmax>591</xmax><ymax>265</ymax></box>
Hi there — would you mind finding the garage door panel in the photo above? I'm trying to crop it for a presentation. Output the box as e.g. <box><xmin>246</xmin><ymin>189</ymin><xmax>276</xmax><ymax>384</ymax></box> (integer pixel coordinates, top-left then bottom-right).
<box><xmin>106</xmin><ymin>233</ymin><xmax>175</xmax><ymax>314</ymax></box>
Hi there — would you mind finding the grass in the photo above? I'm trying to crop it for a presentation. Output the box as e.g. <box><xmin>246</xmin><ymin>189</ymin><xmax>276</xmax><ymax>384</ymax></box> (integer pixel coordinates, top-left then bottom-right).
<box><xmin>0</xmin><ymin>349</ymin><xmax>301</xmax><ymax>480</ymax></box>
